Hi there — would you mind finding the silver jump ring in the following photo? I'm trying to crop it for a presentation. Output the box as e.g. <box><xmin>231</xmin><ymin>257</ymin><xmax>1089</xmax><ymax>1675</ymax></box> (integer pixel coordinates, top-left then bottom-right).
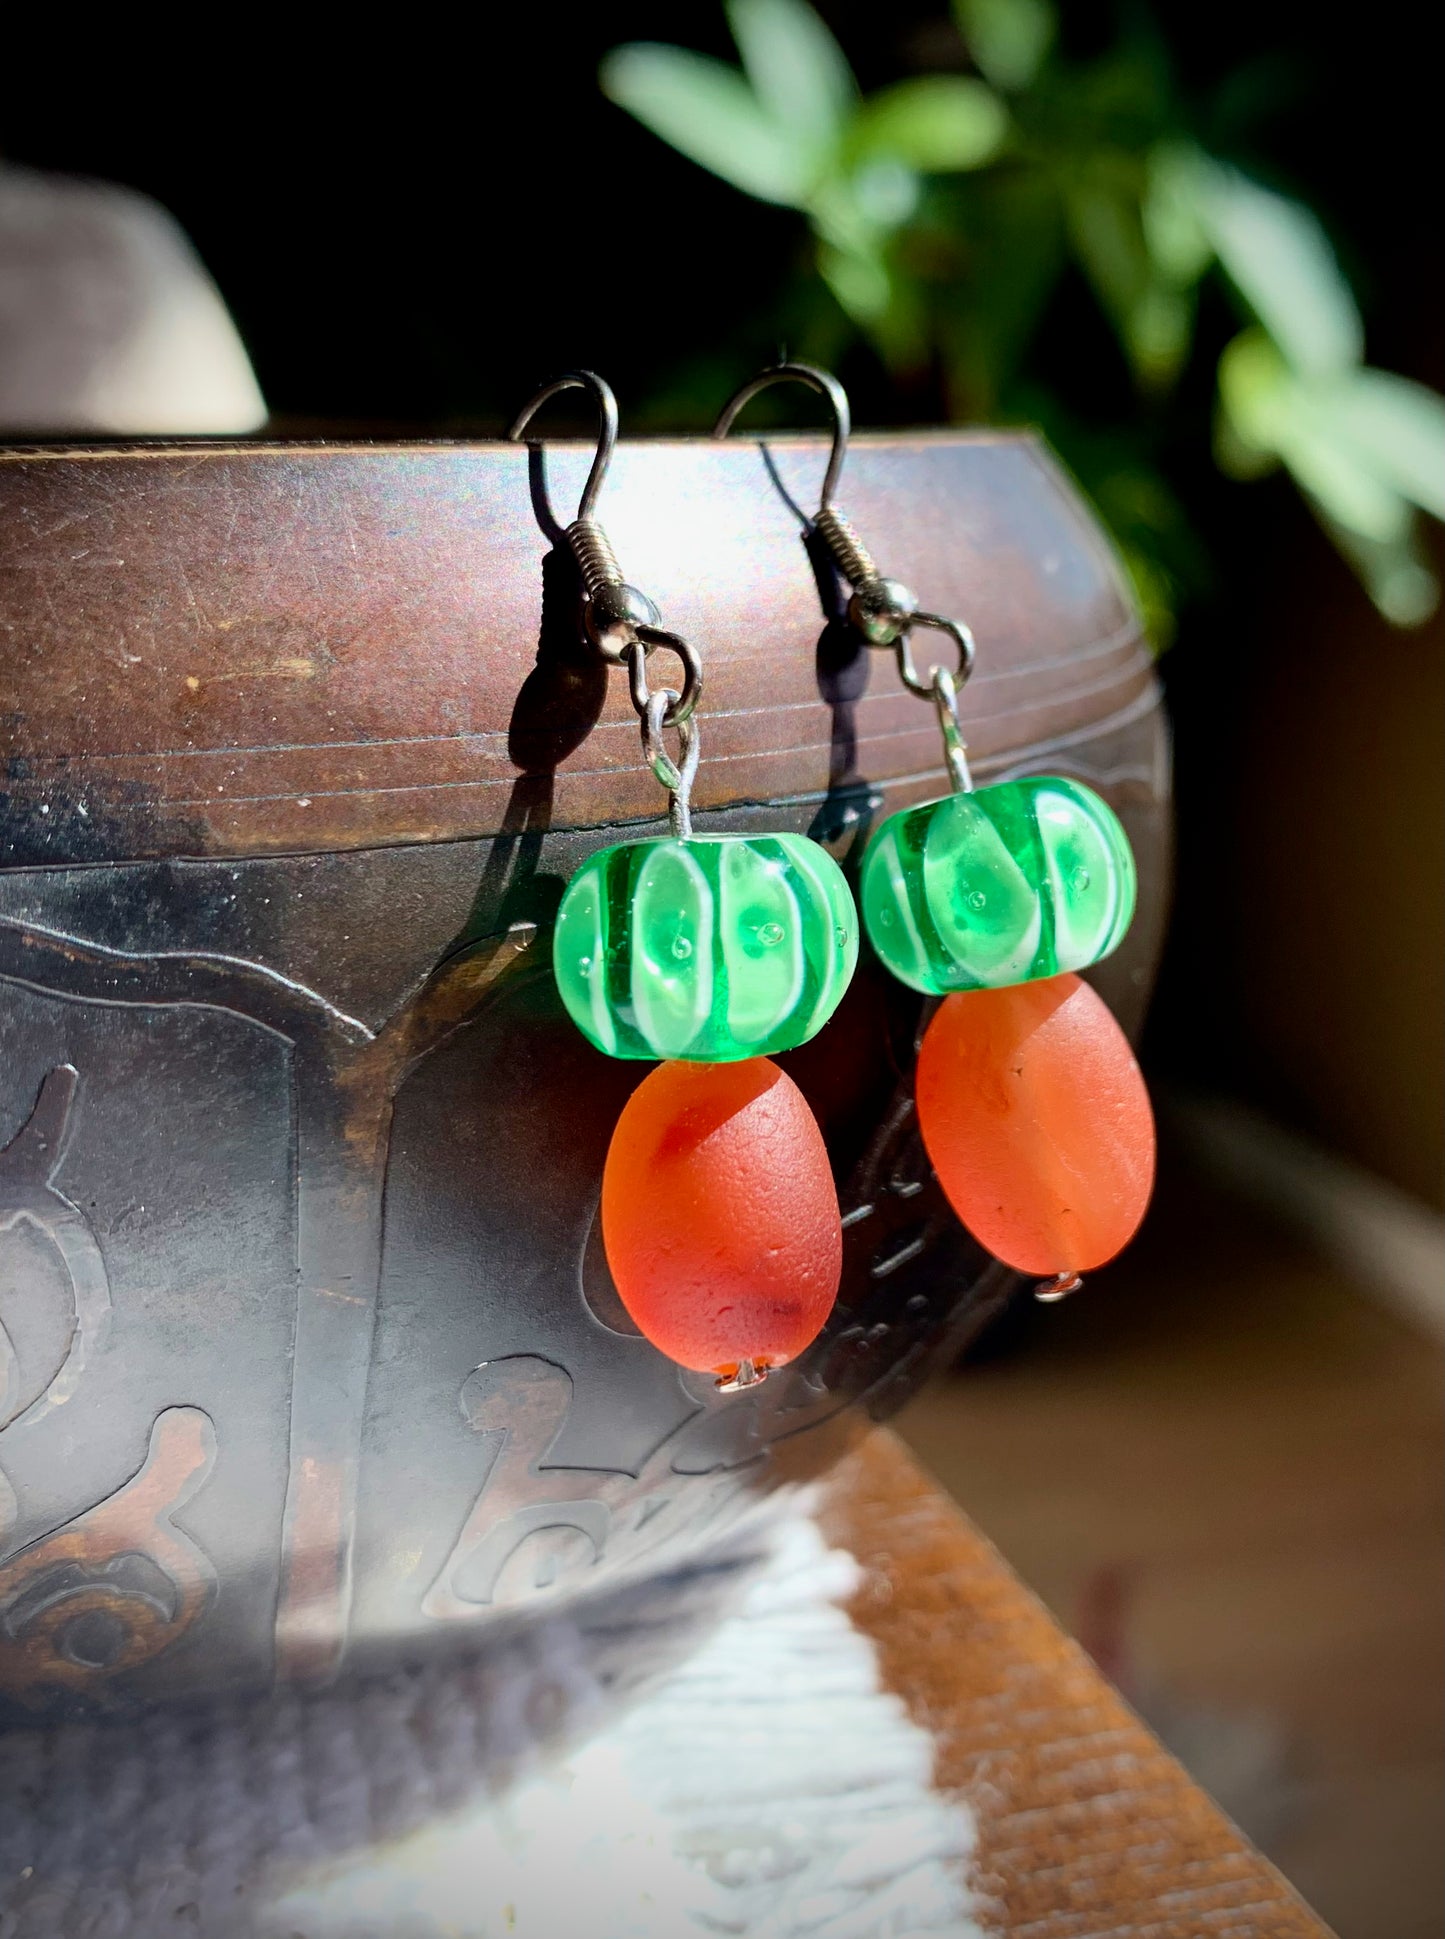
<box><xmin>626</xmin><ymin>625</ymin><xmax>703</xmax><ymax>728</ymax></box>
<box><xmin>894</xmin><ymin>612</ymin><xmax>977</xmax><ymax>700</ymax></box>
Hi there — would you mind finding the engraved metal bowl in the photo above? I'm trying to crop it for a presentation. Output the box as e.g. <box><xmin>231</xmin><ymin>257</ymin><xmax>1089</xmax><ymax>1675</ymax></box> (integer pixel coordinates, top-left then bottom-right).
<box><xmin>0</xmin><ymin>434</ymin><xmax>1168</xmax><ymax>1715</ymax></box>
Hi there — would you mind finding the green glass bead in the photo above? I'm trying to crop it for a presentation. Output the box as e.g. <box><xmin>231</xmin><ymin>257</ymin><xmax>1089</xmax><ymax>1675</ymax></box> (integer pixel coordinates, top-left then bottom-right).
<box><xmin>554</xmin><ymin>833</ymin><xmax>859</xmax><ymax>1061</ymax></box>
<box><xmin>860</xmin><ymin>776</ymin><xmax>1136</xmax><ymax>994</ymax></box>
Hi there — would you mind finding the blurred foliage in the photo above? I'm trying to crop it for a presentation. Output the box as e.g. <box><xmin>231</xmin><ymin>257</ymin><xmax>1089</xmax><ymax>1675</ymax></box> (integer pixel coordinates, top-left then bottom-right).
<box><xmin>602</xmin><ymin>0</ymin><xmax>1445</xmax><ymax>643</ymax></box>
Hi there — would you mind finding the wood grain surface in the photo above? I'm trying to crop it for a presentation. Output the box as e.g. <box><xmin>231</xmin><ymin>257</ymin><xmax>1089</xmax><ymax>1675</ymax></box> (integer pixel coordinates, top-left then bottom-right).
<box><xmin>821</xmin><ymin>1433</ymin><xmax>1334</xmax><ymax>1937</ymax></box>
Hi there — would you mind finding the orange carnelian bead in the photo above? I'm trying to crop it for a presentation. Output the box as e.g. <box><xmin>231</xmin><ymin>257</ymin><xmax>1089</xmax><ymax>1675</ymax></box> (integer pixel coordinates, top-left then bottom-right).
<box><xmin>915</xmin><ymin>973</ymin><xmax>1154</xmax><ymax>1277</ymax></box>
<box><xmin>601</xmin><ymin>1057</ymin><xmax>841</xmax><ymax>1379</ymax></box>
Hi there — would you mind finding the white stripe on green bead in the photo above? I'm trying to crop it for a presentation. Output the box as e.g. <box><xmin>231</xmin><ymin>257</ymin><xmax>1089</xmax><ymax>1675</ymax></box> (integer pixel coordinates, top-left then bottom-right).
<box><xmin>863</xmin><ymin>826</ymin><xmax>933</xmax><ymax>993</ymax></box>
<box><xmin>786</xmin><ymin>834</ymin><xmax>861</xmax><ymax>1040</ymax></box>
<box><xmin>921</xmin><ymin>794</ymin><xmax>1043</xmax><ymax>989</ymax></box>
<box><xmin>861</xmin><ymin>776</ymin><xmax>1137</xmax><ymax>995</ymax></box>
<box><xmin>552</xmin><ymin>858</ymin><xmax>619</xmax><ymax>1056</ymax></box>
<box><xmin>1033</xmin><ymin>780</ymin><xmax>1136</xmax><ymax>970</ymax></box>
<box><xmin>555</xmin><ymin>833</ymin><xmax>858</xmax><ymax>1061</ymax></box>
<box><xmin>719</xmin><ymin>839</ymin><xmax>806</xmax><ymax>1050</ymax></box>
<box><xmin>630</xmin><ymin>841</ymin><xmax>716</xmax><ymax>1059</ymax></box>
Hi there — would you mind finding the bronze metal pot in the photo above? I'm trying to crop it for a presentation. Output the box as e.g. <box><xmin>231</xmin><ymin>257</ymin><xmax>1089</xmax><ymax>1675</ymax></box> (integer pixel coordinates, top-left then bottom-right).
<box><xmin>0</xmin><ymin>433</ymin><xmax>1168</xmax><ymax>1717</ymax></box>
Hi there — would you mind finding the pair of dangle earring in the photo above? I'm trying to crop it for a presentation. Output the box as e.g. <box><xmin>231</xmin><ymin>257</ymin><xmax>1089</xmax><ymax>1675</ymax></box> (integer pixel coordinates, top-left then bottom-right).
<box><xmin>716</xmin><ymin>365</ymin><xmax>1156</xmax><ymax>1301</ymax></box>
<box><xmin>510</xmin><ymin>373</ymin><xmax>857</xmax><ymax>1391</ymax></box>
<box><xmin>513</xmin><ymin>362</ymin><xmax>1155</xmax><ymax>1397</ymax></box>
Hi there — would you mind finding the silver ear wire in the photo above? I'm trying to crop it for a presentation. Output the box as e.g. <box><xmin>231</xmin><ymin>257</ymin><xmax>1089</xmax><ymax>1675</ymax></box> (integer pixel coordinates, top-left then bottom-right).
<box><xmin>713</xmin><ymin>361</ymin><xmax>851</xmax><ymax>511</ymax></box>
<box><xmin>510</xmin><ymin>371</ymin><xmax>704</xmax><ymax>823</ymax></box>
<box><xmin>508</xmin><ymin>368</ymin><xmax>617</xmax><ymax>523</ymax></box>
<box><xmin>509</xmin><ymin>370</ymin><xmax>684</xmax><ymax>681</ymax></box>
<box><xmin>714</xmin><ymin>361</ymin><xmax>974</xmax><ymax>793</ymax></box>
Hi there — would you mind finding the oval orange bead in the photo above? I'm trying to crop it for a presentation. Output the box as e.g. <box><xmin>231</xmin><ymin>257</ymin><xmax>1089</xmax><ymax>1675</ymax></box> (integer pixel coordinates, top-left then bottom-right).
<box><xmin>601</xmin><ymin>1057</ymin><xmax>842</xmax><ymax>1378</ymax></box>
<box><xmin>915</xmin><ymin>973</ymin><xmax>1154</xmax><ymax>1276</ymax></box>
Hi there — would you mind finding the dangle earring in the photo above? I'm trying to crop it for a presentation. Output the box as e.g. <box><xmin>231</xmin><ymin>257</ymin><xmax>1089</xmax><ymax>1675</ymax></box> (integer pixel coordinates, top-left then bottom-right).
<box><xmin>714</xmin><ymin>363</ymin><xmax>1155</xmax><ymax>1300</ymax></box>
<box><xmin>509</xmin><ymin>372</ymin><xmax>858</xmax><ymax>1390</ymax></box>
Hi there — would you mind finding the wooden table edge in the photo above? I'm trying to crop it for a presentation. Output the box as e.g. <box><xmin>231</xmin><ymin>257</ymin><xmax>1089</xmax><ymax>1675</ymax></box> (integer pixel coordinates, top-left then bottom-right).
<box><xmin>818</xmin><ymin>1431</ymin><xmax>1335</xmax><ymax>1937</ymax></box>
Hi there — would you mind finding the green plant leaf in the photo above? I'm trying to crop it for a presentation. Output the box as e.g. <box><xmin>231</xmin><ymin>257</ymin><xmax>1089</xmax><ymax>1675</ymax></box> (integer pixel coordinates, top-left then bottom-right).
<box><xmin>1141</xmin><ymin>142</ymin><xmax>1213</xmax><ymax>287</ymax></box>
<box><xmin>849</xmin><ymin>159</ymin><xmax>921</xmax><ymax>227</ymax></box>
<box><xmin>1324</xmin><ymin>368</ymin><xmax>1445</xmax><ymax>521</ymax></box>
<box><xmin>1213</xmin><ymin>329</ymin><xmax>1297</xmax><ymax>476</ymax></box>
<box><xmin>726</xmin><ymin>0</ymin><xmax>857</xmax><ymax>164</ymax></box>
<box><xmin>817</xmin><ymin>239</ymin><xmax>892</xmax><ymax>324</ymax></box>
<box><xmin>1065</xmin><ymin>176</ymin><xmax>1147</xmax><ymax>326</ymax></box>
<box><xmin>1065</xmin><ymin>170</ymin><xmax>1193</xmax><ymax>391</ymax></box>
<box><xmin>953</xmin><ymin>0</ymin><xmax>1055</xmax><ymax>91</ymax></box>
<box><xmin>1217</xmin><ymin>332</ymin><xmax>1441</xmax><ymax>622</ymax></box>
<box><xmin>1220</xmin><ymin>333</ymin><xmax>1445</xmax><ymax>528</ymax></box>
<box><xmin>1218</xmin><ymin>333</ymin><xmax>1406</xmax><ymax>538</ymax></box>
<box><xmin>1314</xmin><ymin>513</ymin><xmax>1439</xmax><ymax>626</ymax></box>
<box><xmin>1194</xmin><ymin>163</ymin><xmax>1362</xmax><ymax>376</ymax></box>
<box><xmin>809</xmin><ymin>175</ymin><xmax>893</xmax><ymax>259</ymax></box>
<box><xmin>1213</xmin><ymin>393</ymin><xmax>1276</xmax><ymax>480</ymax></box>
<box><xmin>601</xmin><ymin>43</ymin><xmax>811</xmax><ymax>207</ymax></box>
<box><xmin>1128</xmin><ymin>285</ymin><xmax>1195</xmax><ymax>386</ymax></box>
<box><xmin>851</xmin><ymin>76</ymin><xmax>1008</xmax><ymax>172</ymax></box>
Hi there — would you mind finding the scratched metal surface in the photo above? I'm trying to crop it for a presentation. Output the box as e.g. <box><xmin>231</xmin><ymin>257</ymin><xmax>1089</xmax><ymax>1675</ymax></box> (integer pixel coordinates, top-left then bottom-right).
<box><xmin>0</xmin><ymin>435</ymin><xmax>1168</xmax><ymax>1716</ymax></box>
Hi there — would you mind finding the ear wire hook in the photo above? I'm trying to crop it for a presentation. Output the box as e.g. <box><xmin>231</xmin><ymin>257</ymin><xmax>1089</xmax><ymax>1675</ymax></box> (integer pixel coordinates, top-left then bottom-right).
<box><xmin>507</xmin><ymin>370</ymin><xmax>702</xmax><ymax>732</ymax></box>
<box><xmin>713</xmin><ymin>361</ymin><xmax>851</xmax><ymax>512</ymax></box>
<box><xmin>714</xmin><ymin>360</ymin><xmax>976</xmax><ymax>793</ymax></box>
<box><xmin>507</xmin><ymin>368</ymin><xmax>618</xmax><ymax>524</ymax></box>
<box><xmin>508</xmin><ymin>371</ymin><xmax>703</xmax><ymax>833</ymax></box>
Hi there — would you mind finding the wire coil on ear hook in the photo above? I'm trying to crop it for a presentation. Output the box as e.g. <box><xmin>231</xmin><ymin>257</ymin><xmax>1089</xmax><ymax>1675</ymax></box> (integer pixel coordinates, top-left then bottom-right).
<box><xmin>508</xmin><ymin>370</ymin><xmax>703</xmax><ymax>732</ymax></box>
<box><xmin>714</xmin><ymin>361</ymin><xmax>975</xmax><ymax>790</ymax></box>
<box><xmin>510</xmin><ymin>372</ymin><xmax>704</xmax><ymax>828</ymax></box>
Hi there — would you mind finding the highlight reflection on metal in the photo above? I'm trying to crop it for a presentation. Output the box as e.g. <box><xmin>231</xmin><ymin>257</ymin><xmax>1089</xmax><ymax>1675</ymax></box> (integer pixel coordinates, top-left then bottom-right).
<box><xmin>1035</xmin><ymin>1271</ymin><xmax>1085</xmax><ymax>1303</ymax></box>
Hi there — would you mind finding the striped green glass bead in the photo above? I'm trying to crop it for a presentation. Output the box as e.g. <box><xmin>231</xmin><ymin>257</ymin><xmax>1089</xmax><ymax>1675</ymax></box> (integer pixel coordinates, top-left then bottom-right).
<box><xmin>860</xmin><ymin>776</ymin><xmax>1136</xmax><ymax>994</ymax></box>
<box><xmin>554</xmin><ymin>834</ymin><xmax>859</xmax><ymax>1061</ymax></box>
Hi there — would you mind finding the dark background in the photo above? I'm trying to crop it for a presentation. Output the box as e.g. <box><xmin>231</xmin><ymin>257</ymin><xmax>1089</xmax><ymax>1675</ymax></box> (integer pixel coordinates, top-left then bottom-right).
<box><xmin>1</xmin><ymin>5</ymin><xmax>1437</xmax><ymax>428</ymax></box>
<box><xmin>2</xmin><ymin>0</ymin><xmax>1441</xmax><ymax>1200</ymax></box>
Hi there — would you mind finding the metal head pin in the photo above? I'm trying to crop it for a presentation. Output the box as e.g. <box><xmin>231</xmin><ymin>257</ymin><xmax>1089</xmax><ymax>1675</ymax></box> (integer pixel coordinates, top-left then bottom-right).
<box><xmin>714</xmin><ymin>361</ymin><xmax>977</xmax><ymax>792</ymax></box>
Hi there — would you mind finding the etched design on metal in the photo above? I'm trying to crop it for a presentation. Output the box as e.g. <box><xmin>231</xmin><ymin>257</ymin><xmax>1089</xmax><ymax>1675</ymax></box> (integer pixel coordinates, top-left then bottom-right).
<box><xmin>425</xmin><ymin>1060</ymin><xmax>1014</xmax><ymax>1624</ymax></box>
<box><xmin>0</xmin><ymin>1065</ymin><xmax>111</xmax><ymax>1436</ymax></box>
<box><xmin>423</xmin><ymin>1356</ymin><xmax>746</xmax><ymax>1620</ymax></box>
<box><xmin>0</xmin><ymin>918</ymin><xmax>375</xmax><ymax>1691</ymax></box>
<box><xmin>0</xmin><ymin>915</ymin><xmax>549</xmax><ymax>1691</ymax></box>
<box><xmin>0</xmin><ymin>1406</ymin><xmax>217</xmax><ymax>1704</ymax></box>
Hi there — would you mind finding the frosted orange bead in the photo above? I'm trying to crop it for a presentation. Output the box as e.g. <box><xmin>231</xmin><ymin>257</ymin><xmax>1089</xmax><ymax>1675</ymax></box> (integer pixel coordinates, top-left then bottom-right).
<box><xmin>601</xmin><ymin>1058</ymin><xmax>842</xmax><ymax>1379</ymax></box>
<box><xmin>915</xmin><ymin>973</ymin><xmax>1154</xmax><ymax>1277</ymax></box>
